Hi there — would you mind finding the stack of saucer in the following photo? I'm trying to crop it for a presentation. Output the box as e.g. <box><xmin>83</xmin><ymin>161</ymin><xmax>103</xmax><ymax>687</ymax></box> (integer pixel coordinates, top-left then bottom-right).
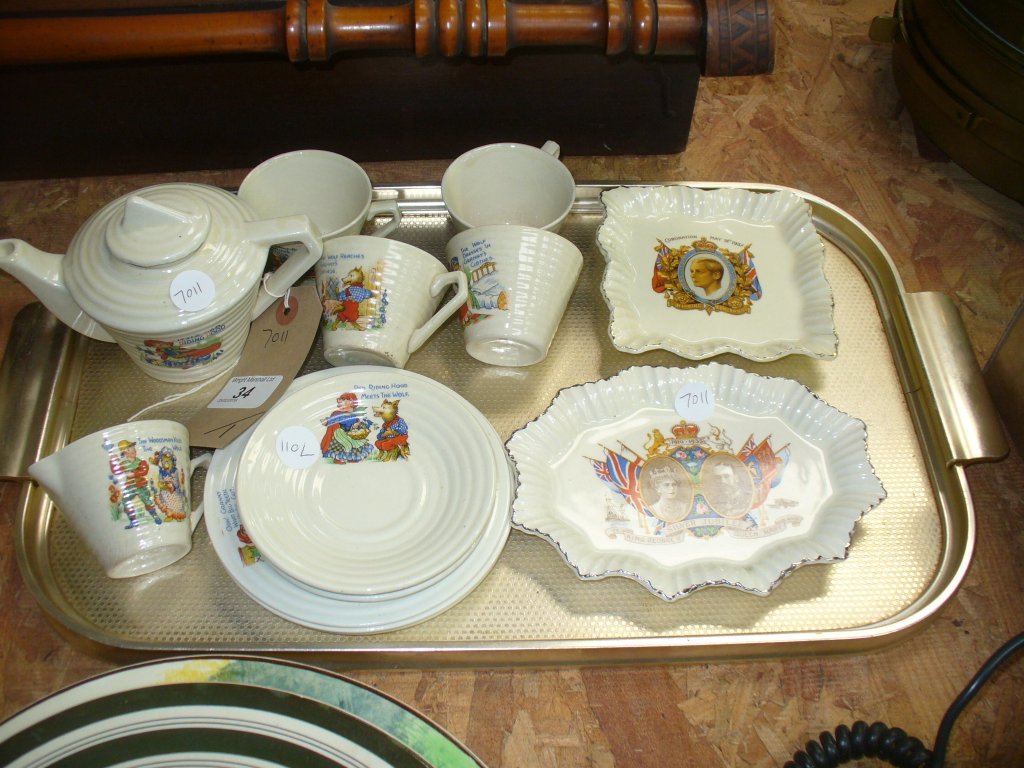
<box><xmin>204</xmin><ymin>367</ymin><xmax>512</xmax><ymax>633</ymax></box>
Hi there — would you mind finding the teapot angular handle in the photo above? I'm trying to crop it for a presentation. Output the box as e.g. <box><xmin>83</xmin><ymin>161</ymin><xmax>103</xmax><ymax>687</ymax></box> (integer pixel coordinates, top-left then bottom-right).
<box><xmin>243</xmin><ymin>215</ymin><xmax>324</xmax><ymax>318</ymax></box>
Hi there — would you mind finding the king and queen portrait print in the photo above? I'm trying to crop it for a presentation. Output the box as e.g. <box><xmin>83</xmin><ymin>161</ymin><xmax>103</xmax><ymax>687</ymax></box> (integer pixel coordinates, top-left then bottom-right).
<box><xmin>105</xmin><ymin>438</ymin><xmax>190</xmax><ymax>530</ymax></box>
<box><xmin>652</xmin><ymin>236</ymin><xmax>764</xmax><ymax>315</ymax></box>
<box><xmin>589</xmin><ymin>419</ymin><xmax>802</xmax><ymax>543</ymax></box>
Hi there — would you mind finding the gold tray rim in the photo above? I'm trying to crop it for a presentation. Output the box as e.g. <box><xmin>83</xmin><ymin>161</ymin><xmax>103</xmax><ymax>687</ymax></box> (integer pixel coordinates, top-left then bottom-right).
<box><xmin>9</xmin><ymin>181</ymin><xmax>998</xmax><ymax>665</ymax></box>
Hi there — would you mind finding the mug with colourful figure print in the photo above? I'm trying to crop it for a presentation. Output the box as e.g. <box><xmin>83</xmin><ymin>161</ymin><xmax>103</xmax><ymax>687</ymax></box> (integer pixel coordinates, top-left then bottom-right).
<box><xmin>28</xmin><ymin>420</ymin><xmax>211</xmax><ymax>579</ymax></box>
<box><xmin>446</xmin><ymin>224</ymin><xmax>583</xmax><ymax>366</ymax></box>
<box><xmin>317</xmin><ymin>235</ymin><xmax>468</xmax><ymax>368</ymax></box>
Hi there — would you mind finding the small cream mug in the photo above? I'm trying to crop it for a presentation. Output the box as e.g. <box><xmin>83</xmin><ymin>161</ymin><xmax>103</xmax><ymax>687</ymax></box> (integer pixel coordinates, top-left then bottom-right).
<box><xmin>441</xmin><ymin>141</ymin><xmax>576</xmax><ymax>232</ymax></box>
<box><xmin>238</xmin><ymin>149</ymin><xmax>402</xmax><ymax>259</ymax></box>
<box><xmin>446</xmin><ymin>225</ymin><xmax>583</xmax><ymax>366</ymax></box>
<box><xmin>318</xmin><ymin>235</ymin><xmax>469</xmax><ymax>368</ymax></box>
<box><xmin>28</xmin><ymin>420</ymin><xmax>210</xmax><ymax>579</ymax></box>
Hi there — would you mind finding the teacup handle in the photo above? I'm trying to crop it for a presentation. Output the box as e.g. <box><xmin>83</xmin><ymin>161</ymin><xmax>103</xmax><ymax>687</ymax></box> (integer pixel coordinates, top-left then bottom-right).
<box><xmin>540</xmin><ymin>140</ymin><xmax>561</xmax><ymax>159</ymax></box>
<box><xmin>244</xmin><ymin>215</ymin><xmax>325</xmax><ymax>317</ymax></box>
<box><xmin>407</xmin><ymin>270</ymin><xmax>469</xmax><ymax>355</ymax></box>
<box><xmin>366</xmin><ymin>200</ymin><xmax>403</xmax><ymax>239</ymax></box>
<box><xmin>187</xmin><ymin>452</ymin><xmax>212</xmax><ymax>533</ymax></box>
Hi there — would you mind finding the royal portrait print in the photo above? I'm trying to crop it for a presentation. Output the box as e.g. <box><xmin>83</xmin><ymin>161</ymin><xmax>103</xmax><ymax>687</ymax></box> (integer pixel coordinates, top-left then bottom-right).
<box><xmin>652</xmin><ymin>236</ymin><xmax>764</xmax><ymax>315</ymax></box>
<box><xmin>590</xmin><ymin>419</ymin><xmax>801</xmax><ymax>544</ymax></box>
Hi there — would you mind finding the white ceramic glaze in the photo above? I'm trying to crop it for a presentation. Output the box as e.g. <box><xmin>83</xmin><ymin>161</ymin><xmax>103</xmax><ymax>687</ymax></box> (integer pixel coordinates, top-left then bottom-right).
<box><xmin>238</xmin><ymin>149</ymin><xmax>402</xmax><ymax>241</ymax></box>
<box><xmin>206</xmin><ymin>368</ymin><xmax>513</xmax><ymax>633</ymax></box>
<box><xmin>28</xmin><ymin>420</ymin><xmax>211</xmax><ymax>578</ymax></box>
<box><xmin>446</xmin><ymin>225</ymin><xmax>583</xmax><ymax>366</ymax></box>
<box><xmin>317</xmin><ymin>235</ymin><xmax>468</xmax><ymax>368</ymax></box>
<box><xmin>597</xmin><ymin>185</ymin><xmax>838</xmax><ymax>361</ymax></box>
<box><xmin>507</xmin><ymin>364</ymin><xmax>886</xmax><ymax>599</ymax></box>
<box><xmin>235</xmin><ymin>367</ymin><xmax>502</xmax><ymax>596</ymax></box>
<box><xmin>0</xmin><ymin>183</ymin><xmax>323</xmax><ymax>382</ymax></box>
<box><xmin>441</xmin><ymin>141</ymin><xmax>576</xmax><ymax>232</ymax></box>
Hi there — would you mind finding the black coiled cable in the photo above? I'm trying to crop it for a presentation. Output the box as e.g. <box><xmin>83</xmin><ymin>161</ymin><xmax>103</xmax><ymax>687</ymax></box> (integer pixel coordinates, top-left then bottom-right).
<box><xmin>784</xmin><ymin>631</ymin><xmax>1024</xmax><ymax>768</ymax></box>
<box><xmin>785</xmin><ymin>721</ymin><xmax>931</xmax><ymax>768</ymax></box>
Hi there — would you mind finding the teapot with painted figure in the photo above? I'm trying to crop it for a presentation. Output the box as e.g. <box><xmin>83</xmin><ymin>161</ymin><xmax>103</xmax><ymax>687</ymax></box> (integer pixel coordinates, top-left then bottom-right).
<box><xmin>0</xmin><ymin>183</ymin><xmax>323</xmax><ymax>382</ymax></box>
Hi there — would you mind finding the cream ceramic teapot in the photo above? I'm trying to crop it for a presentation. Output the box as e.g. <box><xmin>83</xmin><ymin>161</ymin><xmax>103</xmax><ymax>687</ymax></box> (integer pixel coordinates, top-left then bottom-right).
<box><xmin>0</xmin><ymin>183</ymin><xmax>323</xmax><ymax>382</ymax></box>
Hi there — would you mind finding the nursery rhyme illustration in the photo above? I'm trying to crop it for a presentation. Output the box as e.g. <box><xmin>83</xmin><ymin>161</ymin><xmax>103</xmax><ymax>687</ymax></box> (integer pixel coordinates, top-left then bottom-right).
<box><xmin>141</xmin><ymin>326</ymin><xmax>224</xmax><ymax>370</ymax></box>
<box><xmin>450</xmin><ymin>238</ymin><xmax>509</xmax><ymax>326</ymax></box>
<box><xmin>105</xmin><ymin>438</ymin><xmax>189</xmax><ymax>529</ymax></box>
<box><xmin>320</xmin><ymin>389</ymin><xmax>411</xmax><ymax>464</ymax></box>
<box><xmin>320</xmin><ymin>257</ymin><xmax>389</xmax><ymax>331</ymax></box>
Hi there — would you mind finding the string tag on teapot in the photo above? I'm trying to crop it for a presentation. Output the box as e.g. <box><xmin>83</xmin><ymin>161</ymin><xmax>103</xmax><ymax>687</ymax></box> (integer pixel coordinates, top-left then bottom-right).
<box><xmin>186</xmin><ymin>284</ymin><xmax>320</xmax><ymax>449</ymax></box>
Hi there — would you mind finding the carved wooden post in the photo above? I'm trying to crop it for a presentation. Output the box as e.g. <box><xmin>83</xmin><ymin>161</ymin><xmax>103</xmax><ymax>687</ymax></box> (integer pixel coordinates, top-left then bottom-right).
<box><xmin>0</xmin><ymin>0</ymin><xmax>772</xmax><ymax>75</ymax></box>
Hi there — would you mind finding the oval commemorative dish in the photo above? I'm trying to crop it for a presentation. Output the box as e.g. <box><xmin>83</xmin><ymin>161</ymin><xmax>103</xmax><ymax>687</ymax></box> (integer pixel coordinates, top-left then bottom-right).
<box><xmin>506</xmin><ymin>364</ymin><xmax>885</xmax><ymax>599</ymax></box>
<box><xmin>597</xmin><ymin>185</ymin><xmax>838</xmax><ymax>361</ymax></box>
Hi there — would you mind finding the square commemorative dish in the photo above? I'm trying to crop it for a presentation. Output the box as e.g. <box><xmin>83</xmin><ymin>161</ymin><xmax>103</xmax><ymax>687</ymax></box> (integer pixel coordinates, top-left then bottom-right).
<box><xmin>597</xmin><ymin>185</ymin><xmax>838</xmax><ymax>361</ymax></box>
<box><xmin>506</xmin><ymin>364</ymin><xmax>885</xmax><ymax>599</ymax></box>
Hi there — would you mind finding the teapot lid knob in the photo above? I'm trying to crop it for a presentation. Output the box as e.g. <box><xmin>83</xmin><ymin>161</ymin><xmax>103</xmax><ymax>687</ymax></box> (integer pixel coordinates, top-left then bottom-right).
<box><xmin>106</xmin><ymin>194</ymin><xmax>211</xmax><ymax>267</ymax></box>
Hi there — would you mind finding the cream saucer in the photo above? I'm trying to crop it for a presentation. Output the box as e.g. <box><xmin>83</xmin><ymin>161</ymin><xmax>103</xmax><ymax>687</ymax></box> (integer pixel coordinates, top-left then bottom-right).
<box><xmin>205</xmin><ymin>369</ymin><xmax>513</xmax><ymax>633</ymax></box>
<box><xmin>236</xmin><ymin>368</ymin><xmax>498</xmax><ymax>595</ymax></box>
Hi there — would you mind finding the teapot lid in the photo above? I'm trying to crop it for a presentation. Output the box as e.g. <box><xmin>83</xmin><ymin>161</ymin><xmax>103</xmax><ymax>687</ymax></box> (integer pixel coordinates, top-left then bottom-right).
<box><xmin>64</xmin><ymin>183</ymin><xmax>268</xmax><ymax>335</ymax></box>
<box><xmin>106</xmin><ymin>195</ymin><xmax>211</xmax><ymax>267</ymax></box>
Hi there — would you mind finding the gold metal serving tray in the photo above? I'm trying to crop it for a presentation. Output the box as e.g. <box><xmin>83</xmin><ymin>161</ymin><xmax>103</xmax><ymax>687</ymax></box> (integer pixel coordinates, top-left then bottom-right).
<box><xmin>3</xmin><ymin>183</ymin><xmax>1007</xmax><ymax>665</ymax></box>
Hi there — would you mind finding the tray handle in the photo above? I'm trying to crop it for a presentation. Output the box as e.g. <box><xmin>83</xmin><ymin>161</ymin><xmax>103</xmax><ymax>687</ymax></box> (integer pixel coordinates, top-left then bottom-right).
<box><xmin>904</xmin><ymin>291</ymin><xmax>1008</xmax><ymax>466</ymax></box>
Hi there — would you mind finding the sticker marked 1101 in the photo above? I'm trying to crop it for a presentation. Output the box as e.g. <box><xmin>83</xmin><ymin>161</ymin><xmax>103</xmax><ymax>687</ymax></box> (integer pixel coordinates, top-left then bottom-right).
<box><xmin>276</xmin><ymin>426</ymin><xmax>320</xmax><ymax>470</ymax></box>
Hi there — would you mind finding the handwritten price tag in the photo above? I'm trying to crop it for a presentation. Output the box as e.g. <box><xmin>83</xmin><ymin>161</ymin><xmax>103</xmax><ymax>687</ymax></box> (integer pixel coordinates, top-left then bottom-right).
<box><xmin>185</xmin><ymin>286</ymin><xmax>320</xmax><ymax>449</ymax></box>
<box><xmin>170</xmin><ymin>270</ymin><xmax>216</xmax><ymax>311</ymax></box>
<box><xmin>276</xmin><ymin>426</ymin><xmax>320</xmax><ymax>470</ymax></box>
<box><xmin>675</xmin><ymin>382</ymin><xmax>716</xmax><ymax>421</ymax></box>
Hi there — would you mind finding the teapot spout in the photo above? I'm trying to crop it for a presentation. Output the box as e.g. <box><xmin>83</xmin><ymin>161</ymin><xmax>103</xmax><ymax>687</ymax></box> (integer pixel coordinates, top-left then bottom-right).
<box><xmin>0</xmin><ymin>239</ymin><xmax>114</xmax><ymax>341</ymax></box>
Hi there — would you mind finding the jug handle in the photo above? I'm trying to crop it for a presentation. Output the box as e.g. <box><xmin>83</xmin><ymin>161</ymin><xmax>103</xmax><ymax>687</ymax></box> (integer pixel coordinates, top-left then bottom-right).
<box><xmin>243</xmin><ymin>215</ymin><xmax>324</xmax><ymax>318</ymax></box>
<box><xmin>187</xmin><ymin>452</ymin><xmax>212</xmax><ymax>533</ymax></box>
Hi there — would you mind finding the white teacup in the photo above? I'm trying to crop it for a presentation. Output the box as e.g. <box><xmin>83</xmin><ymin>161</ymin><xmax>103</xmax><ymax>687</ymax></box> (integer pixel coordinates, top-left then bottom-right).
<box><xmin>318</xmin><ymin>235</ymin><xmax>469</xmax><ymax>368</ymax></box>
<box><xmin>441</xmin><ymin>140</ymin><xmax>576</xmax><ymax>232</ymax></box>
<box><xmin>446</xmin><ymin>225</ymin><xmax>583</xmax><ymax>366</ymax></box>
<box><xmin>238</xmin><ymin>149</ymin><xmax>402</xmax><ymax>249</ymax></box>
<box><xmin>28</xmin><ymin>420</ymin><xmax>211</xmax><ymax>579</ymax></box>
